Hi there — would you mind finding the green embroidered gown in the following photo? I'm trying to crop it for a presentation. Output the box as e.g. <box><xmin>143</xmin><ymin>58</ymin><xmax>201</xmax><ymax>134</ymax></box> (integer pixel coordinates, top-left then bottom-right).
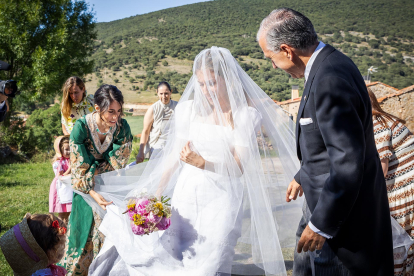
<box><xmin>59</xmin><ymin>112</ymin><xmax>133</xmax><ymax>276</ymax></box>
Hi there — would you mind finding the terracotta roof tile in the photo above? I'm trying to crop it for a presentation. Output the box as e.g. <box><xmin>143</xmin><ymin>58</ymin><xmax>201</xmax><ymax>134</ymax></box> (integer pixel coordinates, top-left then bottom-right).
<box><xmin>366</xmin><ymin>81</ymin><xmax>380</xmax><ymax>87</ymax></box>
<box><xmin>378</xmin><ymin>84</ymin><xmax>414</xmax><ymax>103</ymax></box>
<box><xmin>399</xmin><ymin>84</ymin><xmax>414</xmax><ymax>94</ymax></box>
<box><xmin>273</xmin><ymin>82</ymin><xmax>412</xmax><ymax>105</ymax></box>
<box><xmin>366</xmin><ymin>81</ymin><xmax>399</xmax><ymax>91</ymax></box>
<box><xmin>277</xmin><ymin>97</ymin><xmax>302</xmax><ymax>105</ymax></box>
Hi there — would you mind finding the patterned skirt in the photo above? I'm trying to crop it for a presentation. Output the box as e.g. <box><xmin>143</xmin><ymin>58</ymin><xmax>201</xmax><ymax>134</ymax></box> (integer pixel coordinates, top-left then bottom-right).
<box><xmin>57</xmin><ymin>194</ymin><xmax>104</xmax><ymax>276</ymax></box>
<box><xmin>387</xmin><ymin>150</ymin><xmax>414</xmax><ymax>276</ymax></box>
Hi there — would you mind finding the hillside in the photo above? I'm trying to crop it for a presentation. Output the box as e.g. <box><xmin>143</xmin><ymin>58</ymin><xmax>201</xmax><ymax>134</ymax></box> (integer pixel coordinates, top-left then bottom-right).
<box><xmin>85</xmin><ymin>0</ymin><xmax>414</xmax><ymax>103</ymax></box>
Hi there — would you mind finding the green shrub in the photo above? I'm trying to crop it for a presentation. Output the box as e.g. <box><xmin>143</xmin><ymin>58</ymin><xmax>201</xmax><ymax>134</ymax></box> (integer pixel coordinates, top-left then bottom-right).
<box><xmin>0</xmin><ymin>118</ymin><xmax>33</xmax><ymax>155</ymax></box>
<box><xmin>1</xmin><ymin>104</ymin><xmax>62</xmax><ymax>158</ymax></box>
<box><xmin>25</xmin><ymin>104</ymin><xmax>62</xmax><ymax>152</ymax></box>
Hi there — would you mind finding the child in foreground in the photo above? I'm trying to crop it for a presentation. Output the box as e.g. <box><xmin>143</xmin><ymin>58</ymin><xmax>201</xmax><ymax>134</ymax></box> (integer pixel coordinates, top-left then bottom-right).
<box><xmin>0</xmin><ymin>213</ymin><xmax>68</xmax><ymax>276</ymax></box>
<box><xmin>49</xmin><ymin>136</ymin><xmax>72</xmax><ymax>222</ymax></box>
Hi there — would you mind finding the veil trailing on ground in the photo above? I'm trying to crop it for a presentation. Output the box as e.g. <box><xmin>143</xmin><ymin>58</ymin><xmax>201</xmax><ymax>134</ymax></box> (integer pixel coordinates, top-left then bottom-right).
<box><xmin>82</xmin><ymin>46</ymin><xmax>303</xmax><ymax>276</ymax></box>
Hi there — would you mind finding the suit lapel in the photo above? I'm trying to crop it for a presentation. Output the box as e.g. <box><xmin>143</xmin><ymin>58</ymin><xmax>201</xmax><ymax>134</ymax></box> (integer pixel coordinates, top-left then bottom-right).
<box><xmin>295</xmin><ymin>45</ymin><xmax>336</xmax><ymax>159</ymax></box>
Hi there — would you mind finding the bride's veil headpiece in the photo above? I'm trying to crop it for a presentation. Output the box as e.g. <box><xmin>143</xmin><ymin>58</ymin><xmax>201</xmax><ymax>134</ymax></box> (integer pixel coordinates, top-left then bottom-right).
<box><xmin>86</xmin><ymin>46</ymin><xmax>303</xmax><ymax>275</ymax></box>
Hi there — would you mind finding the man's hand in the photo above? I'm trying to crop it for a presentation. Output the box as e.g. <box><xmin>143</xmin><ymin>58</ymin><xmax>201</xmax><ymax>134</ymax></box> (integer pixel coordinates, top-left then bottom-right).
<box><xmin>286</xmin><ymin>179</ymin><xmax>303</xmax><ymax>202</ymax></box>
<box><xmin>297</xmin><ymin>225</ymin><xmax>326</xmax><ymax>253</ymax></box>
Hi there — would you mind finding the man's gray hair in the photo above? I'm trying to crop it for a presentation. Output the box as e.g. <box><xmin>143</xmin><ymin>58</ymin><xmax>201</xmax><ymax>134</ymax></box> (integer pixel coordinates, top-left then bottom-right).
<box><xmin>257</xmin><ymin>8</ymin><xmax>318</xmax><ymax>52</ymax></box>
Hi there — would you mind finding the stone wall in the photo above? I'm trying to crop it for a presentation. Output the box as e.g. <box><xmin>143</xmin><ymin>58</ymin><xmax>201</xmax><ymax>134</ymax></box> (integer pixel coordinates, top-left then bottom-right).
<box><xmin>381</xmin><ymin>85</ymin><xmax>414</xmax><ymax>131</ymax></box>
<box><xmin>367</xmin><ymin>82</ymin><xmax>398</xmax><ymax>98</ymax></box>
<box><xmin>278</xmin><ymin>99</ymin><xmax>301</xmax><ymax>121</ymax></box>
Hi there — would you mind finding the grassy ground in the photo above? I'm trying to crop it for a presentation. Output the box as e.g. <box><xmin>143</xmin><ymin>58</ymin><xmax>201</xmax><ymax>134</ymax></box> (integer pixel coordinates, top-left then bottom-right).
<box><xmin>0</xmin><ymin>162</ymin><xmax>53</xmax><ymax>275</ymax></box>
<box><xmin>124</xmin><ymin>115</ymin><xmax>144</xmax><ymax>136</ymax></box>
<box><xmin>0</xmin><ymin>154</ymin><xmax>294</xmax><ymax>276</ymax></box>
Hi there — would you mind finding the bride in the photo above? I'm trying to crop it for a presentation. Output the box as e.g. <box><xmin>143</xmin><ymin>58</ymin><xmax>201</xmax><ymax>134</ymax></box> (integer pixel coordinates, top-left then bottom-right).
<box><xmin>85</xmin><ymin>47</ymin><xmax>303</xmax><ymax>276</ymax></box>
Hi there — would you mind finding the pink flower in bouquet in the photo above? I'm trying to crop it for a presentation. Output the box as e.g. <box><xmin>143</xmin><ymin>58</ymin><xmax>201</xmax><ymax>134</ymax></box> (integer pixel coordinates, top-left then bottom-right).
<box><xmin>128</xmin><ymin>210</ymin><xmax>136</xmax><ymax>220</ymax></box>
<box><xmin>131</xmin><ymin>224</ymin><xmax>146</xmax><ymax>235</ymax></box>
<box><xmin>157</xmin><ymin>217</ymin><xmax>171</xmax><ymax>230</ymax></box>
<box><xmin>147</xmin><ymin>211</ymin><xmax>162</xmax><ymax>224</ymax></box>
<box><xmin>135</xmin><ymin>198</ymin><xmax>149</xmax><ymax>215</ymax></box>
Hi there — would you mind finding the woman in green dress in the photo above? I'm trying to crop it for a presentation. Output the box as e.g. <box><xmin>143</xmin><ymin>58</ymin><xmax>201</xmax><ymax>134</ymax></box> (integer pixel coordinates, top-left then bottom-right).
<box><xmin>59</xmin><ymin>84</ymin><xmax>133</xmax><ymax>276</ymax></box>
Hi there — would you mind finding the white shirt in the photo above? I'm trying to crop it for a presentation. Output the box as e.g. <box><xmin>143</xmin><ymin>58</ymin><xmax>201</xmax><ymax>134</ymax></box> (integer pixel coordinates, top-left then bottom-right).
<box><xmin>304</xmin><ymin>41</ymin><xmax>326</xmax><ymax>82</ymax></box>
<box><xmin>303</xmin><ymin>41</ymin><xmax>333</xmax><ymax>240</ymax></box>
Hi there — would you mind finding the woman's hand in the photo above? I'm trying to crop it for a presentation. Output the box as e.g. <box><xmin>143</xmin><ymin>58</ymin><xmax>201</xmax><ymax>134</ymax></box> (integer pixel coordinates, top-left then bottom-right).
<box><xmin>89</xmin><ymin>190</ymin><xmax>113</xmax><ymax>210</ymax></box>
<box><xmin>180</xmin><ymin>141</ymin><xmax>205</xmax><ymax>169</ymax></box>
<box><xmin>136</xmin><ymin>150</ymin><xmax>145</xmax><ymax>164</ymax></box>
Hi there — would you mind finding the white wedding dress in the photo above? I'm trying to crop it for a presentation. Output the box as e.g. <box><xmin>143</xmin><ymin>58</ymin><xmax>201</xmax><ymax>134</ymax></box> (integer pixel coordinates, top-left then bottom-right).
<box><xmin>86</xmin><ymin>47</ymin><xmax>305</xmax><ymax>276</ymax></box>
<box><xmin>90</xmin><ymin>104</ymin><xmax>261</xmax><ymax>275</ymax></box>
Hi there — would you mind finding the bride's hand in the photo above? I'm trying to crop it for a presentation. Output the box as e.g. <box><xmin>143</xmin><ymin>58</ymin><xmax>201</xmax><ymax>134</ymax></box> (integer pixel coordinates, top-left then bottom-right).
<box><xmin>180</xmin><ymin>141</ymin><xmax>205</xmax><ymax>169</ymax></box>
<box><xmin>89</xmin><ymin>190</ymin><xmax>113</xmax><ymax>210</ymax></box>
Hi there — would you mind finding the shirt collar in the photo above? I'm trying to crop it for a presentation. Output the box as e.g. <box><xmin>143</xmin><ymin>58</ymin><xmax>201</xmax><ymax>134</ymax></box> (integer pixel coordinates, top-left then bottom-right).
<box><xmin>161</xmin><ymin>100</ymin><xmax>172</xmax><ymax>108</ymax></box>
<box><xmin>304</xmin><ymin>41</ymin><xmax>326</xmax><ymax>82</ymax></box>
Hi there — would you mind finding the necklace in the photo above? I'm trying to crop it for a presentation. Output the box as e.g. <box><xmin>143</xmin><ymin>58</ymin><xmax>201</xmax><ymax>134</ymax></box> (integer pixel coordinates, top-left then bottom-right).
<box><xmin>96</xmin><ymin>127</ymin><xmax>112</xmax><ymax>135</ymax></box>
<box><xmin>94</xmin><ymin>113</ymin><xmax>112</xmax><ymax>135</ymax></box>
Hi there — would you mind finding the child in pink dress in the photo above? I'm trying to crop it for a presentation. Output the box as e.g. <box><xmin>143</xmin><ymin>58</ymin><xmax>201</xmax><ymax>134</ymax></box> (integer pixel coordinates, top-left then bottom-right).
<box><xmin>49</xmin><ymin>136</ymin><xmax>72</xmax><ymax>222</ymax></box>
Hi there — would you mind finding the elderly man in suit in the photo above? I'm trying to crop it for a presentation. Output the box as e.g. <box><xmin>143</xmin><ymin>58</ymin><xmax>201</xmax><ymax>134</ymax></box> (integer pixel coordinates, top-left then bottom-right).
<box><xmin>258</xmin><ymin>8</ymin><xmax>393</xmax><ymax>275</ymax></box>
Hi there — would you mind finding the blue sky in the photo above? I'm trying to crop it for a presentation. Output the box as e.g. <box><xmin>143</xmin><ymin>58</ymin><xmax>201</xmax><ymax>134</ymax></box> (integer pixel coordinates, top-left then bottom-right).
<box><xmin>84</xmin><ymin>0</ymin><xmax>212</xmax><ymax>22</ymax></box>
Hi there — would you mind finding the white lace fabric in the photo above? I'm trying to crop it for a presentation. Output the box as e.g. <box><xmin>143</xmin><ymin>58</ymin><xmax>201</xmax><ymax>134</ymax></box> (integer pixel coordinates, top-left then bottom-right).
<box><xmin>87</xmin><ymin>47</ymin><xmax>303</xmax><ymax>276</ymax></box>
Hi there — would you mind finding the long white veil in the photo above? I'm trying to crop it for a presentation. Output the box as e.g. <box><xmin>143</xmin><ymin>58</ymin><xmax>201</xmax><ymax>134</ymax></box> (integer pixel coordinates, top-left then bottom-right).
<box><xmin>84</xmin><ymin>46</ymin><xmax>303</xmax><ymax>276</ymax></box>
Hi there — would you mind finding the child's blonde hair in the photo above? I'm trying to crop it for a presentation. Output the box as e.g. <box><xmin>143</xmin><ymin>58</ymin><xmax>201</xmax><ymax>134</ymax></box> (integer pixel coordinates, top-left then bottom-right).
<box><xmin>61</xmin><ymin>76</ymin><xmax>86</xmax><ymax>120</ymax></box>
<box><xmin>52</xmin><ymin>136</ymin><xmax>70</xmax><ymax>163</ymax></box>
<box><xmin>26</xmin><ymin>213</ymin><xmax>67</xmax><ymax>264</ymax></box>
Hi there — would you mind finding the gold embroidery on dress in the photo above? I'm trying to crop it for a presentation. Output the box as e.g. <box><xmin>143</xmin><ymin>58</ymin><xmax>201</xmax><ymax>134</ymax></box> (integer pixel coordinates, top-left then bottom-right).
<box><xmin>86</xmin><ymin>112</ymin><xmax>116</xmax><ymax>154</ymax></box>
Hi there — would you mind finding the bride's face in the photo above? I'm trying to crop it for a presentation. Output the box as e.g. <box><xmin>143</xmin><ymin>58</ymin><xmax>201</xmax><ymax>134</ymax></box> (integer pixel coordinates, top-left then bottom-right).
<box><xmin>196</xmin><ymin>70</ymin><xmax>229</xmax><ymax>109</ymax></box>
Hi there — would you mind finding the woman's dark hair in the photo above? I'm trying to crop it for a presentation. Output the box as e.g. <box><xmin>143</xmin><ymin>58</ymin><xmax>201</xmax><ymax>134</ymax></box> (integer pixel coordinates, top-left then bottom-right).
<box><xmin>157</xmin><ymin>81</ymin><xmax>172</xmax><ymax>92</ymax></box>
<box><xmin>367</xmin><ymin>87</ymin><xmax>406</xmax><ymax>126</ymax></box>
<box><xmin>94</xmin><ymin>84</ymin><xmax>124</xmax><ymax>123</ymax></box>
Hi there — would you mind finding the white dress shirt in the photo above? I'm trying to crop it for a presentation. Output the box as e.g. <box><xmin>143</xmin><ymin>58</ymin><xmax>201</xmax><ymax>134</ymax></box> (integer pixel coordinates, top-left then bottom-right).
<box><xmin>304</xmin><ymin>41</ymin><xmax>325</xmax><ymax>82</ymax></box>
<box><xmin>302</xmin><ymin>41</ymin><xmax>333</xmax><ymax>239</ymax></box>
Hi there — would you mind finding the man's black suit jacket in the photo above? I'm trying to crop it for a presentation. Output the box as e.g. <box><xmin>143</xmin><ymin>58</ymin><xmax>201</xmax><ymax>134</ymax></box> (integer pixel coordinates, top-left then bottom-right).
<box><xmin>294</xmin><ymin>44</ymin><xmax>393</xmax><ymax>275</ymax></box>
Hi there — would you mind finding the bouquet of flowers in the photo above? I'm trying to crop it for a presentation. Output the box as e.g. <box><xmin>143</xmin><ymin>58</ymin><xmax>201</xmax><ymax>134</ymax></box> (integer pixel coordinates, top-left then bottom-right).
<box><xmin>124</xmin><ymin>192</ymin><xmax>172</xmax><ymax>236</ymax></box>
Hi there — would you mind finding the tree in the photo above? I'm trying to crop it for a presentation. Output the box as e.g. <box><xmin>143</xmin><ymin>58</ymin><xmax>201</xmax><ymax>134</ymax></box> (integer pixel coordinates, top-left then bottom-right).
<box><xmin>0</xmin><ymin>0</ymin><xmax>96</xmax><ymax>126</ymax></box>
<box><xmin>25</xmin><ymin>104</ymin><xmax>61</xmax><ymax>152</ymax></box>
